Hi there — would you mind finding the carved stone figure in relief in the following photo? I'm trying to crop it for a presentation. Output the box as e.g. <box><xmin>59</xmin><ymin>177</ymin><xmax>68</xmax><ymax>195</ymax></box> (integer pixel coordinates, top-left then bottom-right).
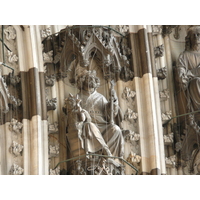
<box><xmin>64</xmin><ymin>93</ymin><xmax>112</xmax><ymax>157</ymax></box>
<box><xmin>64</xmin><ymin>70</ymin><xmax>124</xmax><ymax>158</ymax></box>
<box><xmin>176</xmin><ymin>26</ymin><xmax>200</xmax><ymax>113</ymax></box>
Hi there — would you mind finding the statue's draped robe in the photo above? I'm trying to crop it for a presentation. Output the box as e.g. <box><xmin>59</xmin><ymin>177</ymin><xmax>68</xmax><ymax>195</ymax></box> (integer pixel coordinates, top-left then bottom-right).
<box><xmin>177</xmin><ymin>51</ymin><xmax>200</xmax><ymax>111</ymax></box>
<box><xmin>78</xmin><ymin>90</ymin><xmax>124</xmax><ymax>157</ymax></box>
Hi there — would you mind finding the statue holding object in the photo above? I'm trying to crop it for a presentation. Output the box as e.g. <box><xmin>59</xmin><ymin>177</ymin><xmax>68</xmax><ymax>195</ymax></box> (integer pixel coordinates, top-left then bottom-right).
<box><xmin>63</xmin><ymin>70</ymin><xmax>124</xmax><ymax>159</ymax></box>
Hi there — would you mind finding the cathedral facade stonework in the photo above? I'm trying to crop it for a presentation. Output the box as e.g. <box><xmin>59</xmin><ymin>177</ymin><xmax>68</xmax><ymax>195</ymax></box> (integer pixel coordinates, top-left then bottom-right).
<box><xmin>0</xmin><ymin>25</ymin><xmax>199</xmax><ymax>175</ymax></box>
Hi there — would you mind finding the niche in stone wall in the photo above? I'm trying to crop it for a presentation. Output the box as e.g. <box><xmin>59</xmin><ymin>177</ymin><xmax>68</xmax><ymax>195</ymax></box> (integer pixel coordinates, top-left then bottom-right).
<box><xmin>42</xmin><ymin>25</ymin><xmax>140</xmax><ymax>175</ymax></box>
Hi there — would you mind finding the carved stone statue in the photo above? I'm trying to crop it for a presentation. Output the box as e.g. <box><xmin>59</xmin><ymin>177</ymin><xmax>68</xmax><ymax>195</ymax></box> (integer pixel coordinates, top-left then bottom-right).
<box><xmin>76</xmin><ymin>70</ymin><xmax>124</xmax><ymax>158</ymax></box>
<box><xmin>64</xmin><ymin>70</ymin><xmax>124</xmax><ymax>159</ymax></box>
<box><xmin>176</xmin><ymin>26</ymin><xmax>200</xmax><ymax>113</ymax></box>
<box><xmin>175</xmin><ymin>26</ymin><xmax>200</xmax><ymax>154</ymax></box>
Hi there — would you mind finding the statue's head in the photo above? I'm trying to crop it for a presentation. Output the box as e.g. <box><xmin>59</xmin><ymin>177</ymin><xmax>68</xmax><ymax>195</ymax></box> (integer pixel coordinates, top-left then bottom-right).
<box><xmin>185</xmin><ymin>26</ymin><xmax>200</xmax><ymax>51</ymax></box>
<box><xmin>77</xmin><ymin>70</ymin><xmax>100</xmax><ymax>91</ymax></box>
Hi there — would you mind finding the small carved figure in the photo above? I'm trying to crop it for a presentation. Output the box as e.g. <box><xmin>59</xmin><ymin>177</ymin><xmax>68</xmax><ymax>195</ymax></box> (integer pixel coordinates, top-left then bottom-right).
<box><xmin>71</xmin><ymin>160</ymin><xmax>86</xmax><ymax>175</ymax></box>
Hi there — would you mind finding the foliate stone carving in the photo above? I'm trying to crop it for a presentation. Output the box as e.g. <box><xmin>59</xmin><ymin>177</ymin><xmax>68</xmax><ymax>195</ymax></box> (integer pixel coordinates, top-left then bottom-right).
<box><xmin>122</xmin><ymin>87</ymin><xmax>136</xmax><ymax>102</ymax></box>
<box><xmin>9</xmin><ymin>95</ymin><xmax>22</xmax><ymax>107</ymax></box>
<box><xmin>163</xmin><ymin>132</ymin><xmax>173</xmax><ymax>145</ymax></box>
<box><xmin>117</xmin><ymin>25</ymin><xmax>129</xmax><ymax>34</ymax></box>
<box><xmin>124</xmin><ymin>131</ymin><xmax>140</xmax><ymax>143</ymax></box>
<box><xmin>45</xmin><ymin>74</ymin><xmax>56</xmax><ymax>87</ymax></box>
<box><xmin>49</xmin><ymin>144</ymin><xmax>59</xmax><ymax>157</ymax></box>
<box><xmin>126</xmin><ymin>151</ymin><xmax>141</xmax><ymax>166</ymax></box>
<box><xmin>9</xmin><ymin>74</ymin><xmax>21</xmax><ymax>86</ymax></box>
<box><xmin>157</xmin><ymin>66</ymin><xmax>167</xmax><ymax>80</ymax></box>
<box><xmin>120</xmin><ymin>66</ymin><xmax>133</xmax><ymax>82</ymax></box>
<box><xmin>4</xmin><ymin>26</ymin><xmax>16</xmax><ymax>40</ymax></box>
<box><xmin>10</xmin><ymin>141</ymin><xmax>24</xmax><ymax>157</ymax></box>
<box><xmin>48</xmin><ymin>122</ymin><xmax>58</xmax><ymax>134</ymax></box>
<box><xmin>9</xmin><ymin>118</ymin><xmax>23</xmax><ymax>134</ymax></box>
<box><xmin>71</xmin><ymin>160</ymin><xmax>86</xmax><ymax>175</ymax></box>
<box><xmin>175</xmin><ymin>141</ymin><xmax>182</xmax><ymax>152</ymax></box>
<box><xmin>159</xmin><ymin>89</ymin><xmax>169</xmax><ymax>101</ymax></box>
<box><xmin>8</xmin><ymin>51</ymin><xmax>18</xmax><ymax>63</ymax></box>
<box><xmin>165</xmin><ymin>155</ymin><xmax>176</xmax><ymax>168</ymax></box>
<box><xmin>162</xmin><ymin>111</ymin><xmax>172</xmax><ymax>121</ymax></box>
<box><xmin>41</xmin><ymin>27</ymin><xmax>52</xmax><ymax>39</ymax></box>
<box><xmin>124</xmin><ymin>108</ymin><xmax>138</xmax><ymax>122</ymax></box>
<box><xmin>151</xmin><ymin>25</ymin><xmax>162</xmax><ymax>35</ymax></box>
<box><xmin>154</xmin><ymin>44</ymin><xmax>164</xmax><ymax>58</ymax></box>
<box><xmin>50</xmin><ymin>167</ymin><xmax>60</xmax><ymax>175</ymax></box>
<box><xmin>43</xmin><ymin>50</ymin><xmax>53</xmax><ymax>63</ymax></box>
<box><xmin>162</xmin><ymin>25</ymin><xmax>178</xmax><ymax>37</ymax></box>
<box><xmin>188</xmin><ymin>114</ymin><xmax>200</xmax><ymax>133</ymax></box>
<box><xmin>46</xmin><ymin>98</ymin><xmax>57</xmax><ymax>111</ymax></box>
<box><xmin>10</xmin><ymin>164</ymin><xmax>24</xmax><ymax>175</ymax></box>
